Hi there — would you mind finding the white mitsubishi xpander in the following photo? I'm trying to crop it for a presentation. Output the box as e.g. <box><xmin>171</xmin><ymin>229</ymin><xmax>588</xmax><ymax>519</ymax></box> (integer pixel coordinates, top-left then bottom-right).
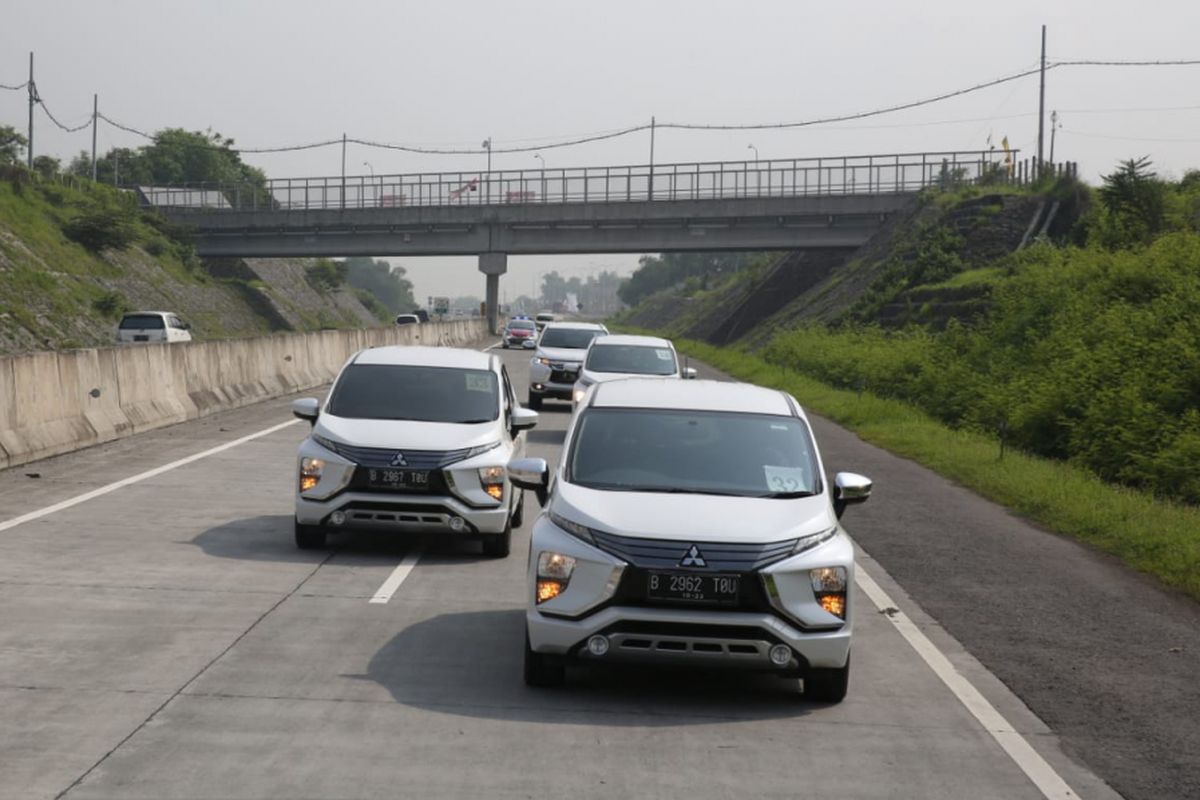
<box><xmin>291</xmin><ymin>346</ymin><xmax>538</xmax><ymax>556</ymax></box>
<box><xmin>509</xmin><ymin>378</ymin><xmax>872</xmax><ymax>701</ymax></box>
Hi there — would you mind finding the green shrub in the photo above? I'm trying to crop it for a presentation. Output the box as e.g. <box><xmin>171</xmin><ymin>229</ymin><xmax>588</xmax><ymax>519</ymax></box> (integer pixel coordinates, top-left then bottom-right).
<box><xmin>63</xmin><ymin>198</ymin><xmax>137</xmax><ymax>251</ymax></box>
<box><xmin>305</xmin><ymin>258</ymin><xmax>348</xmax><ymax>291</ymax></box>
<box><xmin>91</xmin><ymin>290</ymin><xmax>128</xmax><ymax>318</ymax></box>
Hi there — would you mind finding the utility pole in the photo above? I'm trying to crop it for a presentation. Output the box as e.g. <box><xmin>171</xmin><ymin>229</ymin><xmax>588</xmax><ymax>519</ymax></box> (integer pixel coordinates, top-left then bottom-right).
<box><xmin>26</xmin><ymin>53</ymin><xmax>35</xmax><ymax>169</ymax></box>
<box><xmin>648</xmin><ymin>116</ymin><xmax>656</xmax><ymax>200</ymax></box>
<box><xmin>1037</xmin><ymin>24</ymin><xmax>1046</xmax><ymax>179</ymax></box>
<box><xmin>91</xmin><ymin>94</ymin><xmax>98</xmax><ymax>181</ymax></box>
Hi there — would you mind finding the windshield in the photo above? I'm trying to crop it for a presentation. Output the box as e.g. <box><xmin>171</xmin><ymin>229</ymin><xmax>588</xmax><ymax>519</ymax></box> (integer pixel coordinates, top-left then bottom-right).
<box><xmin>569</xmin><ymin>408</ymin><xmax>820</xmax><ymax>497</ymax></box>
<box><xmin>586</xmin><ymin>345</ymin><xmax>677</xmax><ymax>376</ymax></box>
<box><xmin>328</xmin><ymin>364</ymin><xmax>499</xmax><ymax>423</ymax></box>
<box><xmin>119</xmin><ymin>314</ymin><xmax>165</xmax><ymax>330</ymax></box>
<box><xmin>508</xmin><ymin>321</ymin><xmax>536</xmax><ymax>331</ymax></box>
<box><xmin>536</xmin><ymin>314</ymin><xmax>555</xmax><ymax>322</ymax></box>
<box><xmin>541</xmin><ymin>328</ymin><xmax>603</xmax><ymax>349</ymax></box>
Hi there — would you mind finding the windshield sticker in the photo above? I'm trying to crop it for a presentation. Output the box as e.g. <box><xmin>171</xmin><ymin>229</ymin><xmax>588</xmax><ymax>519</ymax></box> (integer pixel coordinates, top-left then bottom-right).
<box><xmin>655</xmin><ymin>349</ymin><xmax>674</xmax><ymax>361</ymax></box>
<box><xmin>464</xmin><ymin>374</ymin><xmax>493</xmax><ymax>393</ymax></box>
<box><xmin>764</xmin><ymin>466</ymin><xmax>807</xmax><ymax>493</ymax></box>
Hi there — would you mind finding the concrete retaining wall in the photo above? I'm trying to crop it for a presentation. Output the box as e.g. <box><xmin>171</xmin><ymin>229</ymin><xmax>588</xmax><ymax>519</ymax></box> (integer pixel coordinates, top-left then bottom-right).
<box><xmin>0</xmin><ymin>319</ymin><xmax>488</xmax><ymax>470</ymax></box>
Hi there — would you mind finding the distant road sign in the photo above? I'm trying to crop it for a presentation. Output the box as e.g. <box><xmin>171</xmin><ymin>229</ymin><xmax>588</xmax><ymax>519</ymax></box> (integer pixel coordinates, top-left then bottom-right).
<box><xmin>433</xmin><ymin>296</ymin><xmax>450</xmax><ymax>315</ymax></box>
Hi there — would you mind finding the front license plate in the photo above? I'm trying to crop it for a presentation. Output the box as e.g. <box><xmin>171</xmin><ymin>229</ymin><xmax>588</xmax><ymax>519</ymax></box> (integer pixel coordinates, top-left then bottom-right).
<box><xmin>646</xmin><ymin>571</ymin><xmax>740</xmax><ymax>605</ymax></box>
<box><xmin>366</xmin><ymin>468</ymin><xmax>430</xmax><ymax>490</ymax></box>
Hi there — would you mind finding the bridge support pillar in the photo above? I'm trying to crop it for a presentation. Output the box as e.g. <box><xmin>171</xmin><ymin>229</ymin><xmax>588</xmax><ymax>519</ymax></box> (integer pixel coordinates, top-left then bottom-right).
<box><xmin>479</xmin><ymin>252</ymin><xmax>508</xmax><ymax>334</ymax></box>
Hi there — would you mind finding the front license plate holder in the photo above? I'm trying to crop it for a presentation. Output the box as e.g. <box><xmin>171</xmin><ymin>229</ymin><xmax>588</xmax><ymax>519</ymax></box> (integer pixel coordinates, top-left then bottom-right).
<box><xmin>646</xmin><ymin>571</ymin><xmax>740</xmax><ymax>605</ymax></box>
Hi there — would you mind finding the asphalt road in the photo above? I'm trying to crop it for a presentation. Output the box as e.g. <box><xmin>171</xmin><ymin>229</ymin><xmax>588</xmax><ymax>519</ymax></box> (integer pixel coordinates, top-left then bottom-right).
<box><xmin>0</xmin><ymin>340</ymin><xmax>1143</xmax><ymax>799</ymax></box>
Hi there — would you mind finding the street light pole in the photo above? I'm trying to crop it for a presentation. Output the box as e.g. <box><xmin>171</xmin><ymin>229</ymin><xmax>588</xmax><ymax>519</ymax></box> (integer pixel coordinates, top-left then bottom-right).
<box><xmin>363</xmin><ymin>161</ymin><xmax>375</xmax><ymax>207</ymax></box>
<box><xmin>533</xmin><ymin>153</ymin><xmax>545</xmax><ymax>201</ymax></box>
<box><xmin>481</xmin><ymin>138</ymin><xmax>492</xmax><ymax>204</ymax></box>
<box><xmin>1049</xmin><ymin>110</ymin><xmax>1060</xmax><ymax>168</ymax></box>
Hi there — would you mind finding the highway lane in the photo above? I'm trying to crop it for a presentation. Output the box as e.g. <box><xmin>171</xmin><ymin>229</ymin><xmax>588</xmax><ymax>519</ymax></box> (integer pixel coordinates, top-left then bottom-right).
<box><xmin>0</xmin><ymin>343</ymin><xmax>1120</xmax><ymax>799</ymax></box>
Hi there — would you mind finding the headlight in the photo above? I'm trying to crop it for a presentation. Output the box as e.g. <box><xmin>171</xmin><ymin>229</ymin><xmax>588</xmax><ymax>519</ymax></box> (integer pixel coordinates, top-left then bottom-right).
<box><xmin>536</xmin><ymin>357</ymin><xmax>551</xmax><ymax>366</ymax></box>
<box><xmin>793</xmin><ymin>527</ymin><xmax>837</xmax><ymax>555</ymax></box>
<box><xmin>572</xmin><ymin>388</ymin><xmax>586</xmax><ymax>404</ymax></box>
<box><xmin>810</xmin><ymin>566</ymin><xmax>848</xmax><ymax>619</ymax></box>
<box><xmin>548</xmin><ymin>510</ymin><xmax>597</xmax><ymax>545</ymax></box>
<box><xmin>478</xmin><ymin>465</ymin><xmax>505</xmax><ymax>501</ymax></box>
<box><xmin>299</xmin><ymin>457</ymin><xmax>324</xmax><ymax>492</ymax></box>
<box><xmin>536</xmin><ymin>551</ymin><xmax>577</xmax><ymax>604</ymax></box>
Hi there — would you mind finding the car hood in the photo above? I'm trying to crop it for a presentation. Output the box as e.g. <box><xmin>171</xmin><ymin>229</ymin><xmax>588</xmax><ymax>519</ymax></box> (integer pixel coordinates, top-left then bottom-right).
<box><xmin>578</xmin><ymin>369</ymin><xmax>676</xmax><ymax>385</ymax></box>
<box><xmin>315</xmin><ymin>414</ymin><xmax>496</xmax><ymax>451</ymax></box>
<box><xmin>552</xmin><ymin>480</ymin><xmax>834</xmax><ymax>544</ymax></box>
<box><xmin>537</xmin><ymin>346</ymin><xmax>588</xmax><ymax>363</ymax></box>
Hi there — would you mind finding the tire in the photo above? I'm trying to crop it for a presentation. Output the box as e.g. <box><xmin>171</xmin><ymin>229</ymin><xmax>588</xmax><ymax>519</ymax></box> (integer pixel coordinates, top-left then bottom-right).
<box><xmin>524</xmin><ymin>631</ymin><xmax>565</xmax><ymax>687</ymax></box>
<box><xmin>294</xmin><ymin>519</ymin><xmax>327</xmax><ymax>550</ymax></box>
<box><xmin>481</xmin><ymin>516</ymin><xmax>512</xmax><ymax>558</ymax></box>
<box><xmin>527</xmin><ymin>391</ymin><xmax>543</xmax><ymax>410</ymax></box>
<box><xmin>803</xmin><ymin>656</ymin><xmax>850</xmax><ymax>703</ymax></box>
<box><xmin>511</xmin><ymin>490</ymin><xmax>525</xmax><ymax>528</ymax></box>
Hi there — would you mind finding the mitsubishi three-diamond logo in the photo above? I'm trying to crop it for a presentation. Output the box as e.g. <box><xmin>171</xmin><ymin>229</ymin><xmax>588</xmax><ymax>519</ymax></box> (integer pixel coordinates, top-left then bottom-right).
<box><xmin>679</xmin><ymin>545</ymin><xmax>707</xmax><ymax>568</ymax></box>
<box><xmin>389</xmin><ymin>452</ymin><xmax>408</xmax><ymax>467</ymax></box>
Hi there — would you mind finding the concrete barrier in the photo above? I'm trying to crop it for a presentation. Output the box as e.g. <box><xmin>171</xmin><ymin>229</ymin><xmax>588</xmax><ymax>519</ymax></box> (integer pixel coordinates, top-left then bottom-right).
<box><xmin>0</xmin><ymin>319</ymin><xmax>488</xmax><ymax>470</ymax></box>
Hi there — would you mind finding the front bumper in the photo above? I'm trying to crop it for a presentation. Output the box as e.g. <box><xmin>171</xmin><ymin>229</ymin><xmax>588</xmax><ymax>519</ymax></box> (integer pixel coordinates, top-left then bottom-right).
<box><xmin>525</xmin><ymin>517</ymin><xmax>855</xmax><ymax>672</ymax></box>
<box><xmin>296</xmin><ymin>490</ymin><xmax>511</xmax><ymax>534</ymax></box>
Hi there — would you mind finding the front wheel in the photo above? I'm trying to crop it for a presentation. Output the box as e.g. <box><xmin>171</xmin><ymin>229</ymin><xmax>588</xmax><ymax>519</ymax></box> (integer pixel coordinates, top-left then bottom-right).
<box><xmin>526</xmin><ymin>391</ymin><xmax>543</xmax><ymax>410</ymax></box>
<box><xmin>511</xmin><ymin>491</ymin><xmax>525</xmax><ymax>528</ymax></box>
<box><xmin>481</xmin><ymin>517</ymin><xmax>512</xmax><ymax>558</ymax></box>
<box><xmin>524</xmin><ymin>631</ymin><xmax>565</xmax><ymax>687</ymax></box>
<box><xmin>803</xmin><ymin>656</ymin><xmax>850</xmax><ymax>703</ymax></box>
<box><xmin>294</xmin><ymin>519</ymin><xmax>327</xmax><ymax>550</ymax></box>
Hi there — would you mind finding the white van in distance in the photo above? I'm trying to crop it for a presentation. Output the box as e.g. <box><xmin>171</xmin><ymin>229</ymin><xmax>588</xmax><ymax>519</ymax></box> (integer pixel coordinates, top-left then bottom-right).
<box><xmin>116</xmin><ymin>311</ymin><xmax>193</xmax><ymax>344</ymax></box>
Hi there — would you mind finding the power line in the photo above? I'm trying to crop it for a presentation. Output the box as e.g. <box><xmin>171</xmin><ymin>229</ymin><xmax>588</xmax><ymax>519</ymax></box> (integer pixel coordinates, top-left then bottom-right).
<box><xmin>0</xmin><ymin>80</ymin><xmax>28</xmax><ymax>91</ymax></box>
<box><xmin>37</xmin><ymin>97</ymin><xmax>92</xmax><ymax>133</ymax></box>
<box><xmin>1052</xmin><ymin>58</ymin><xmax>1200</xmax><ymax>67</ymax></box>
<box><xmin>1062</xmin><ymin>128</ymin><xmax>1200</xmax><ymax>143</ymax></box>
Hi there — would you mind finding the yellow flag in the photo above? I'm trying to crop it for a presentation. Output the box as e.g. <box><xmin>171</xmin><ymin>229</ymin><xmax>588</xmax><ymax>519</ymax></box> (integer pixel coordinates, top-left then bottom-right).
<box><xmin>1001</xmin><ymin>136</ymin><xmax>1013</xmax><ymax>174</ymax></box>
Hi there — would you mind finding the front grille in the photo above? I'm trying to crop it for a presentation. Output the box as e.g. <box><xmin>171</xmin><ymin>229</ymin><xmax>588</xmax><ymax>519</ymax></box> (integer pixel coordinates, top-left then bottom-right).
<box><xmin>589</xmin><ymin>531</ymin><xmax>798</xmax><ymax>571</ymax></box>
<box><xmin>323</xmin><ymin>442</ymin><xmax>473</xmax><ymax>469</ymax></box>
<box><xmin>549</xmin><ymin>367</ymin><xmax>579</xmax><ymax>383</ymax></box>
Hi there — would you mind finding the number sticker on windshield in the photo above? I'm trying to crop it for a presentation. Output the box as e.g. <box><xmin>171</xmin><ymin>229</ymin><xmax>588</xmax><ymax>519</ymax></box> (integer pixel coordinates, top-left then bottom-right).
<box><xmin>464</xmin><ymin>374</ymin><xmax>492</xmax><ymax>393</ymax></box>
<box><xmin>655</xmin><ymin>349</ymin><xmax>674</xmax><ymax>361</ymax></box>
<box><xmin>764</xmin><ymin>466</ymin><xmax>807</xmax><ymax>493</ymax></box>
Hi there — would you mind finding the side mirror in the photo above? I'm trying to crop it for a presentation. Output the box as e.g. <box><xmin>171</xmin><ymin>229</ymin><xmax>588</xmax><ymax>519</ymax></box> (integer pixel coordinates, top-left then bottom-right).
<box><xmin>508</xmin><ymin>457</ymin><xmax>549</xmax><ymax>506</ymax></box>
<box><xmin>292</xmin><ymin>398</ymin><xmax>320</xmax><ymax>425</ymax></box>
<box><xmin>682</xmin><ymin>367</ymin><xmax>698</xmax><ymax>379</ymax></box>
<box><xmin>832</xmin><ymin>472</ymin><xmax>872</xmax><ymax>519</ymax></box>
<box><xmin>511</xmin><ymin>406</ymin><xmax>539</xmax><ymax>432</ymax></box>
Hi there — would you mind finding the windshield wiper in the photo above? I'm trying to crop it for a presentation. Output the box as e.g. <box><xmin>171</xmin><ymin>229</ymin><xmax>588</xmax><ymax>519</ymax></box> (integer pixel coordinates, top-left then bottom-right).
<box><xmin>755</xmin><ymin>490</ymin><xmax>818</xmax><ymax>499</ymax></box>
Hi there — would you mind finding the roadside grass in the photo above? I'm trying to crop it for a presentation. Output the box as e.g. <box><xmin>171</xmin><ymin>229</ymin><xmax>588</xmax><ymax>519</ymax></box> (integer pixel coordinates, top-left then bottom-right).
<box><xmin>647</xmin><ymin>332</ymin><xmax>1200</xmax><ymax>601</ymax></box>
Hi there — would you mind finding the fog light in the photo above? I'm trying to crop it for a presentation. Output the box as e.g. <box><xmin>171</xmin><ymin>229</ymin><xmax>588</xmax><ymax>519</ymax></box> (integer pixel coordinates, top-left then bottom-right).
<box><xmin>300</xmin><ymin>475</ymin><xmax>319</xmax><ymax>492</ymax></box>
<box><xmin>586</xmin><ymin>635</ymin><xmax>610</xmax><ymax>657</ymax></box>
<box><xmin>536</xmin><ymin>579</ymin><xmax>564</xmax><ymax>603</ymax></box>
<box><xmin>449</xmin><ymin>516</ymin><xmax>466</xmax><ymax>532</ymax></box>
<box><xmin>769</xmin><ymin>644</ymin><xmax>793</xmax><ymax>667</ymax></box>
<box><xmin>329</xmin><ymin>510</ymin><xmax>346</xmax><ymax>526</ymax></box>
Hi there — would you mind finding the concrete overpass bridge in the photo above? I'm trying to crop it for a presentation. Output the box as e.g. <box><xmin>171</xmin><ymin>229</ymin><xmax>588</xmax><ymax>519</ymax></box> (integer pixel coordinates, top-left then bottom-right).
<box><xmin>142</xmin><ymin>150</ymin><xmax>1011</xmax><ymax>329</ymax></box>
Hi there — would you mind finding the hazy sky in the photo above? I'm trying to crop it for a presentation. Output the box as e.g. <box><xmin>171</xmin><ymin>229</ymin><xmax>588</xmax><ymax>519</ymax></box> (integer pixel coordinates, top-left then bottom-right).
<box><xmin>4</xmin><ymin>1</ymin><xmax>1198</xmax><ymax>301</ymax></box>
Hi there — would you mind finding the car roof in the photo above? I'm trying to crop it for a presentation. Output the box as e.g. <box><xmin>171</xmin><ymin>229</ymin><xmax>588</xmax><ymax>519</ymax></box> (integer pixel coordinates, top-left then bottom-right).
<box><xmin>591</xmin><ymin>378</ymin><xmax>794</xmax><ymax>416</ymax></box>
<box><xmin>122</xmin><ymin>310</ymin><xmax>173</xmax><ymax>317</ymax></box>
<box><xmin>352</xmin><ymin>346</ymin><xmax>494</xmax><ymax>369</ymax></box>
<box><xmin>542</xmin><ymin>321</ymin><xmax>607</xmax><ymax>331</ymax></box>
<box><xmin>589</xmin><ymin>334</ymin><xmax>672</xmax><ymax>348</ymax></box>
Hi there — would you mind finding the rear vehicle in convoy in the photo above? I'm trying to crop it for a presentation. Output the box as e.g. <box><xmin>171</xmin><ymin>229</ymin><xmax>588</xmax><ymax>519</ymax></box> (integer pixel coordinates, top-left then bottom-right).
<box><xmin>291</xmin><ymin>346</ymin><xmax>538</xmax><ymax>556</ymax></box>
<box><xmin>509</xmin><ymin>378</ymin><xmax>872</xmax><ymax>701</ymax></box>
<box><xmin>116</xmin><ymin>311</ymin><xmax>192</xmax><ymax>344</ymax></box>
<box><xmin>571</xmin><ymin>334</ymin><xmax>696</xmax><ymax>407</ymax></box>
<box><xmin>502</xmin><ymin>317</ymin><xmax>538</xmax><ymax>349</ymax></box>
<box><xmin>534</xmin><ymin>312</ymin><xmax>556</xmax><ymax>331</ymax></box>
<box><xmin>527</xmin><ymin>321</ymin><xmax>609</xmax><ymax>409</ymax></box>
<box><xmin>394</xmin><ymin>314</ymin><xmax>421</xmax><ymax>326</ymax></box>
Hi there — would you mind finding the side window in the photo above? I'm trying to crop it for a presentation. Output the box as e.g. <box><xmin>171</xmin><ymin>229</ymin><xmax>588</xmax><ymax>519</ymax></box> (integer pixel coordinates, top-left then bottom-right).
<box><xmin>168</xmin><ymin>315</ymin><xmax>184</xmax><ymax>330</ymax></box>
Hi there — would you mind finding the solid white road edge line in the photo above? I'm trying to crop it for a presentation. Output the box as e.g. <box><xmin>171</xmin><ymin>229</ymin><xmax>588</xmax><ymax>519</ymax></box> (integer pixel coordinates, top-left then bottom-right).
<box><xmin>368</xmin><ymin>548</ymin><xmax>424</xmax><ymax>604</ymax></box>
<box><xmin>0</xmin><ymin>419</ymin><xmax>301</xmax><ymax>534</ymax></box>
<box><xmin>855</xmin><ymin>565</ymin><xmax>1078</xmax><ymax>800</ymax></box>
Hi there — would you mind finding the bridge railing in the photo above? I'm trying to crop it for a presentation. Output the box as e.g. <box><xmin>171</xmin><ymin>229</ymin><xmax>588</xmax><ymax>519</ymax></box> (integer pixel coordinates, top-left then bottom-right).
<box><xmin>140</xmin><ymin>151</ymin><xmax>1021</xmax><ymax>212</ymax></box>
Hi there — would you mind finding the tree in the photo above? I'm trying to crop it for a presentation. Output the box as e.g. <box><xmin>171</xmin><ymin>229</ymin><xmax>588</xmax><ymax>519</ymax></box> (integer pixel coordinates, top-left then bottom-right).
<box><xmin>342</xmin><ymin>257</ymin><xmax>416</xmax><ymax>313</ymax></box>
<box><xmin>0</xmin><ymin>125</ymin><xmax>27</xmax><ymax>166</ymax></box>
<box><xmin>1096</xmin><ymin>157</ymin><xmax>1166</xmax><ymax>248</ymax></box>
<box><xmin>31</xmin><ymin>155</ymin><xmax>60</xmax><ymax>179</ymax></box>
<box><xmin>617</xmin><ymin>252</ymin><xmax>762</xmax><ymax>306</ymax></box>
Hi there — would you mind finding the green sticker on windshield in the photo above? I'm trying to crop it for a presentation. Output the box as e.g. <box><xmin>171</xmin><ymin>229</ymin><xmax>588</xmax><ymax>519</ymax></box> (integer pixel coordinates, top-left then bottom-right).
<box><xmin>764</xmin><ymin>466</ymin><xmax>807</xmax><ymax>493</ymax></box>
<box><xmin>465</xmin><ymin>374</ymin><xmax>492</xmax><ymax>393</ymax></box>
